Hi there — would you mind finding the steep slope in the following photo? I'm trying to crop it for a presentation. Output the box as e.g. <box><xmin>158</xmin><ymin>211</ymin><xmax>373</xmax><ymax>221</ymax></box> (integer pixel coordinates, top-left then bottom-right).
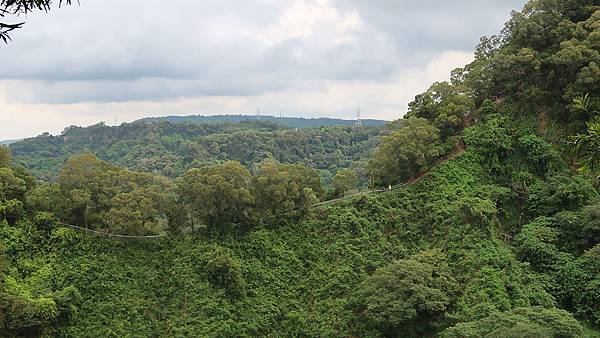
<box><xmin>3</xmin><ymin>127</ymin><xmax>598</xmax><ymax>336</ymax></box>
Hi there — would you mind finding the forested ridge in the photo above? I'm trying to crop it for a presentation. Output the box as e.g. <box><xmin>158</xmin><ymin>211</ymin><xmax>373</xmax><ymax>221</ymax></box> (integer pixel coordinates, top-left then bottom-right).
<box><xmin>10</xmin><ymin>120</ymin><xmax>380</xmax><ymax>182</ymax></box>
<box><xmin>1</xmin><ymin>0</ymin><xmax>600</xmax><ymax>337</ymax></box>
<box><xmin>136</xmin><ymin>114</ymin><xmax>387</xmax><ymax>128</ymax></box>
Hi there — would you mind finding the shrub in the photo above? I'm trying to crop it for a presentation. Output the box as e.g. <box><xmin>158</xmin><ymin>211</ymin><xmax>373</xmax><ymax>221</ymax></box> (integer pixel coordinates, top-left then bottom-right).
<box><xmin>202</xmin><ymin>246</ymin><xmax>246</xmax><ymax>298</ymax></box>
<box><xmin>441</xmin><ymin>307</ymin><xmax>584</xmax><ymax>338</ymax></box>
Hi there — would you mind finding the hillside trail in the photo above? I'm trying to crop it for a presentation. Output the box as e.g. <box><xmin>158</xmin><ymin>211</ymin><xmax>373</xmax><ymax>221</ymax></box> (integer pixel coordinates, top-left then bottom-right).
<box><xmin>312</xmin><ymin>142</ymin><xmax>466</xmax><ymax>208</ymax></box>
<box><xmin>58</xmin><ymin>143</ymin><xmax>466</xmax><ymax>239</ymax></box>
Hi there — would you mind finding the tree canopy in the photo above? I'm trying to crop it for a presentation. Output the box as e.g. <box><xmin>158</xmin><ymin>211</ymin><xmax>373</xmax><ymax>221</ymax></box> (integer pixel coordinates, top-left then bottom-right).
<box><xmin>358</xmin><ymin>250</ymin><xmax>458</xmax><ymax>336</ymax></box>
<box><xmin>368</xmin><ymin>118</ymin><xmax>442</xmax><ymax>186</ymax></box>
<box><xmin>58</xmin><ymin>154</ymin><xmax>176</xmax><ymax>235</ymax></box>
<box><xmin>178</xmin><ymin>161</ymin><xmax>255</xmax><ymax>233</ymax></box>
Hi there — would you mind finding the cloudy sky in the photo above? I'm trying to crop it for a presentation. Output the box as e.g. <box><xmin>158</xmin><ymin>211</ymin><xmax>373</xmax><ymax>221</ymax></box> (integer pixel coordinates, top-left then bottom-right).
<box><xmin>0</xmin><ymin>0</ymin><xmax>526</xmax><ymax>139</ymax></box>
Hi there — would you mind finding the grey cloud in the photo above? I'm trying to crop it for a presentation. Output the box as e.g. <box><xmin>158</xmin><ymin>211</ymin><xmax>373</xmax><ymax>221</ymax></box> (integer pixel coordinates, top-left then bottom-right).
<box><xmin>334</xmin><ymin>0</ymin><xmax>526</xmax><ymax>52</ymax></box>
<box><xmin>0</xmin><ymin>0</ymin><xmax>526</xmax><ymax>104</ymax></box>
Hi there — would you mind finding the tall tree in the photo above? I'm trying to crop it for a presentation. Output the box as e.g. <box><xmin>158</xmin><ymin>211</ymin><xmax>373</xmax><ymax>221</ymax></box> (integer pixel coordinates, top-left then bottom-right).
<box><xmin>0</xmin><ymin>147</ymin><xmax>10</xmax><ymax>167</ymax></box>
<box><xmin>252</xmin><ymin>160</ymin><xmax>322</xmax><ymax>224</ymax></box>
<box><xmin>368</xmin><ymin>118</ymin><xmax>442</xmax><ymax>186</ymax></box>
<box><xmin>456</xmin><ymin>0</ymin><xmax>599</xmax><ymax>125</ymax></box>
<box><xmin>331</xmin><ymin>168</ymin><xmax>358</xmax><ymax>197</ymax></box>
<box><xmin>178</xmin><ymin>161</ymin><xmax>255</xmax><ymax>233</ymax></box>
<box><xmin>58</xmin><ymin>153</ymin><xmax>175</xmax><ymax>234</ymax></box>
<box><xmin>358</xmin><ymin>250</ymin><xmax>458</xmax><ymax>337</ymax></box>
<box><xmin>406</xmin><ymin>81</ymin><xmax>475</xmax><ymax>139</ymax></box>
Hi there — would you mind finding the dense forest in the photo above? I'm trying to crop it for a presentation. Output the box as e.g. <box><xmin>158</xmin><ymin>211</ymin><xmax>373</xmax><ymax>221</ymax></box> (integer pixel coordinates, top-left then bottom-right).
<box><xmin>0</xmin><ymin>140</ymin><xmax>21</xmax><ymax>146</ymax></box>
<box><xmin>10</xmin><ymin>120</ymin><xmax>380</xmax><ymax>183</ymax></box>
<box><xmin>1</xmin><ymin>0</ymin><xmax>600</xmax><ymax>337</ymax></box>
<box><xmin>137</xmin><ymin>114</ymin><xmax>387</xmax><ymax>128</ymax></box>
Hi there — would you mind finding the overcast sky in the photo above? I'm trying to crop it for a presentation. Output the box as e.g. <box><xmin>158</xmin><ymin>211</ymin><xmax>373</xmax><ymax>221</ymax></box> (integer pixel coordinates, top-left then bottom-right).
<box><xmin>0</xmin><ymin>0</ymin><xmax>526</xmax><ymax>139</ymax></box>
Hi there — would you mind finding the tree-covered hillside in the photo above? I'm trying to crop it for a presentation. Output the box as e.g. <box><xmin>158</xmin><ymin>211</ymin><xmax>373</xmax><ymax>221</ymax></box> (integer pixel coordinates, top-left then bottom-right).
<box><xmin>0</xmin><ymin>140</ymin><xmax>22</xmax><ymax>146</ymax></box>
<box><xmin>1</xmin><ymin>0</ymin><xmax>599</xmax><ymax>337</ymax></box>
<box><xmin>10</xmin><ymin>120</ymin><xmax>380</xmax><ymax>182</ymax></box>
<box><xmin>137</xmin><ymin>114</ymin><xmax>387</xmax><ymax>128</ymax></box>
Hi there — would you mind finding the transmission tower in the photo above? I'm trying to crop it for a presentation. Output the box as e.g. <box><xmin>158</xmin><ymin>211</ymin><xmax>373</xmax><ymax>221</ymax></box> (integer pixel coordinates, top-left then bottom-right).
<box><xmin>256</xmin><ymin>108</ymin><xmax>261</xmax><ymax>120</ymax></box>
<box><xmin>354</xmin><ymin>107</ymin><xmax>363</xmax><ymax>128</ymax></box>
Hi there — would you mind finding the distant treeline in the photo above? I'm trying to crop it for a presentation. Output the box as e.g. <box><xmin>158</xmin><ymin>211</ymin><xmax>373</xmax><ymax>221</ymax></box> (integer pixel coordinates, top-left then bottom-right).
<box><xmin>136</xmin><ymin>114</ymin><xmax>387</xmax><ymax>128</ymax></box>
<box><xmin>0</xmin><ymin>139</ymin><xmax>22</xmax><ymax>146</ymax></box>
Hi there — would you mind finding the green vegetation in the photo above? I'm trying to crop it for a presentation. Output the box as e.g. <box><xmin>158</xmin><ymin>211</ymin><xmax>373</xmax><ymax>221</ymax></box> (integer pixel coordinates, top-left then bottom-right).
<box><xmin>1</xmin><ymin>0</ymin><xmax>600</xmax><ymax>336</ymax></box>
<box><xmin>358</xmin><ymin>250</ymin><xmax>458</xmax><ymax>337</ymax></box>
<box><xmin>10</xmin><ymin>120</ymin><xmax>380</xmax><ymax>183</ymax></box>
<box><xmin>368</xmin><ymin>117</ymin><xmax>443</xmax><ymax>186</ymax></box>
<box><xmin>441</xmin><ymin>307</ymin><xmax>584</xmax><ymax>338</ymax></box>
<box><xmin>137</xmin><ymin>114</ymin><xmax>387</xmax><ymax>128</ymax></box>
<box><xmin>331</xmin><ymin>168</ymin><xmax>359</xmax><ymax>197</ymax></box>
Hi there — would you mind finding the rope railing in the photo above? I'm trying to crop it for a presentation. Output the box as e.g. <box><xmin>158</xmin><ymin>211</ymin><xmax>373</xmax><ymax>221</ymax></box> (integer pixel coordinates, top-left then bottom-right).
<box><xmin>57</xmin><ymin>222</ymin><xmax>166</xmax><ymax>239</ymax></box>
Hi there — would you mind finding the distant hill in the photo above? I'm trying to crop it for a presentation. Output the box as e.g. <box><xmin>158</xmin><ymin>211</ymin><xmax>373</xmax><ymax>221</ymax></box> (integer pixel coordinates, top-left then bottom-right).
<box><xmin>136</xmin><ymin>114</ymin><xmax>388</xmax><ymax>128</ymax></box>
<box><xmin>10</xmin><ymin>120</ymin><xmax>382</xmax><ymax>181</ymax></box>
<box><xmin>0</xmin><ymin>139</ymin><xmax>22</xmax><ymax>145</ymax></box>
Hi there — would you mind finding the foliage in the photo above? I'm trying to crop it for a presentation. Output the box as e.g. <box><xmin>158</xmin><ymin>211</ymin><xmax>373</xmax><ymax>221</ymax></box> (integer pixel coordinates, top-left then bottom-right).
<box><xmin>406</xmin><ymin>81</ymin><xmax>476</xmax><ymax>139</ymax></box>
<box><xmin>457</xmin><ymin>0</ymin><xmax>600</xmax><ymax>124</ymax></box>
<box><xmin>517</xmin><ymin>134</ymin><xmax>561</xmax><ymax>176</ymax></box>
<box><xmin>1</xmin><ymin>132</ymin><xmax>599</xmax><ymax>335</ymax></box>
<box><xmin>463</xmin><ymin>114</ymin><xmax>512</xmax><ymax>171</ymax></box>
<box><xmin>33</xmin><ymin>212</ymin><xmax>57</xmax><ymax>232</ymax></box>
<box><xmin>331</xmin><ymin>168</ymin><xmax>359</xmax><ymax>197</ymax></box>
<box><xmin>526</xmin><ymin>173</ymin><xmax>598</xmax><ymax>217</ymax></box>
<box><xmin>0</xmin><ymin>146</ymin><xmax>10</xmax><ymax>167</ymax></box>
<box><xmin>201</xmin><ymin>245</ymin><xmax>246</xmax><ymax>298</ymax></box>
<box><xmin>0</xmin><ymin>225</ymin><xmax>81</xmax><ymax>336</ymax></box>
<box><xmin>571</xmin><ymin>121</ymin><xmax>600</xmax><ymax>179</ymax></box>
<box><xmin>138</xmin><ymin>114</ymin><xmax>387</xmax><ymax>129</ymax></box>
<box><xmin>1</xmin><ymin>0</ymin><xmax>600</xmax><ymax>336</ymax></box>
<box><xmin>10</xmin><ymin>121</ymin><xmax>381</xmax><ymax>182</ymax></box>
<box><xmin>368</xmin><ymin>118</ymin><xmax>443</xmax><ymax>186</ymax></box>
<box><xmin>441</xmin><ymin>307</ymin><xmax>584</xmax><ymax>338</ymax></box>
<box><xmin>514</xmin><ymin>217</ymin><xmax>561</xmax><ymax>269</ymax></box>
<box><xmin>357</xmin><ymin>250</ymin><xmax>458</xmax><ymax>336</ymax></box>
<box><xmin>58</xmin><ymin>154</ymin><xmax>176</xmax><ymax>235</ymax></box>
<box><xmin>252</xmin><ymin>160</ymin><xmax>322</xmax><ymax>225</ymax></box>
<box><xmin>178</xmin><ymin>161</ymin><xmax>255</xmax><ymax>233</ymax></box>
